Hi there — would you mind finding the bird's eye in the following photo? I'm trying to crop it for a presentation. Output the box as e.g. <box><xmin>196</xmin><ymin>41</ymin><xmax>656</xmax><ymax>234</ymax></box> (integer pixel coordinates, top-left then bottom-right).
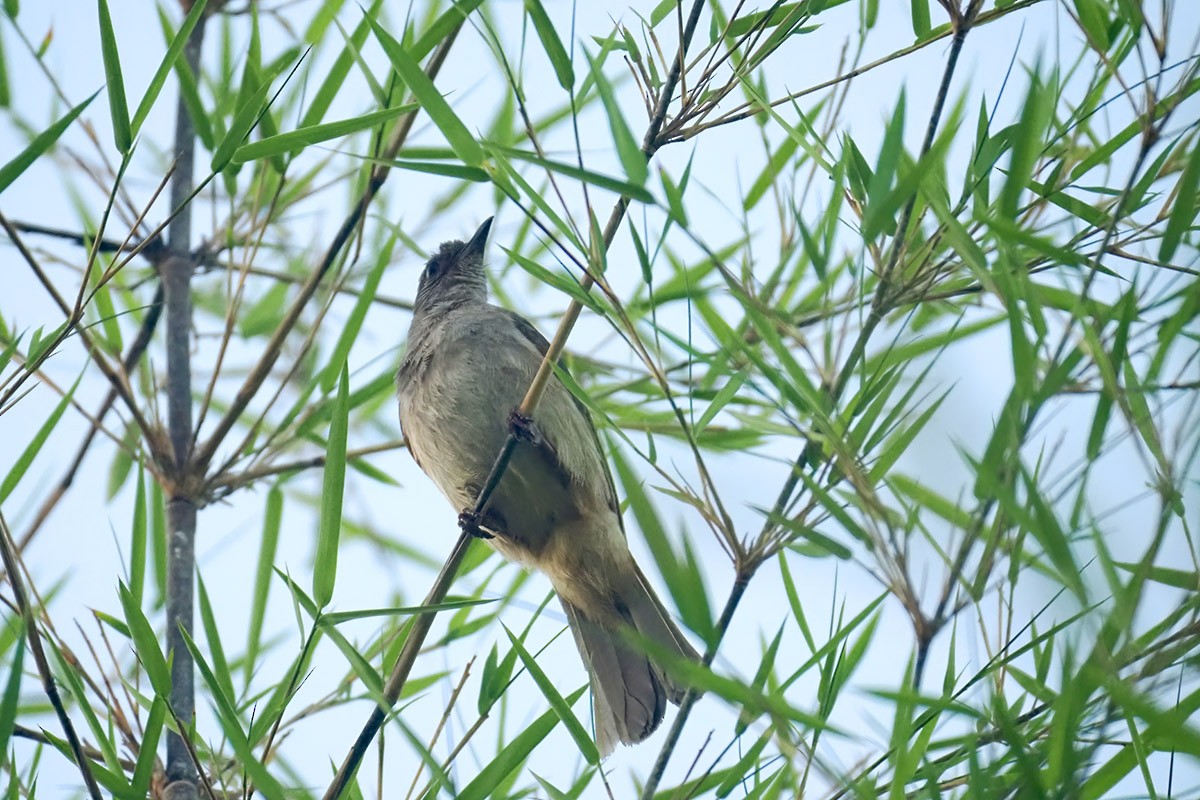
<box><xmin>424</xmin><ymin>260</ymin><xmax>440</xmax><ymax>279</ymax></box>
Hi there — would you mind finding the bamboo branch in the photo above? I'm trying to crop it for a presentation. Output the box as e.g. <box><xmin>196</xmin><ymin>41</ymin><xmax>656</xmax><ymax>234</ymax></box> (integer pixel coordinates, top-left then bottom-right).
<box><xmin>161</xmin><ymin>8</ymin><xmax>208</xmax><ymax>796</ymax></box>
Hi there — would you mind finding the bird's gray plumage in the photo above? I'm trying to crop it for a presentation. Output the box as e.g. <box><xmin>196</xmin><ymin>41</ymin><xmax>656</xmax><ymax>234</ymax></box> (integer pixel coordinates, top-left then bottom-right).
<box><xmin>396</xmin><ymin>218</ymin><xmax>700</xmax><ymax>755</ymax></box>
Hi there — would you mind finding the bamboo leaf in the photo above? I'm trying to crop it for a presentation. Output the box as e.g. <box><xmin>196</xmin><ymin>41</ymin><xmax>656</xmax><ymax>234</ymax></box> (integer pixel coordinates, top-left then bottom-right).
<box><xmin>504</xmin><ymin>626</ymin><xmax>598</xmax><ymax>763</ymax></box>
<box><xmin>132</xmin><ymin>0</ymin><xmax>207</xmax><ymax>138</ymax></box>
<box><xmin>233</xmin><ymin>102</ymin><xmax>417</xmax><ymax>163</ymax></box>
<box><xmin>117</xmin><ymin>582</ymin><xmax>171</xmax><ymax>698</ymax></box>
<box><xmin>583</xmin><ymin>47</ymin><xmax>646</xmax><ymax>185</ymax></box>
<box><xmin>0</xmin><ymin>90</ymin><xmax>98</xmax><ymax>194</ymax></box>
<box><xmin>128</xmin><ymin>461</ymin><xmax>147</xmax><ymax>606</ymax></box>
<box><xmin>313</xmin><ymin>364</ymin><xmax>350</xmax><ymax>607</ymax></box>
<box><xmin>457</xmin><ymin>687</ymin><xmax>587</xmax><ymax>800</ymax></box>
<box><xmin>96</xmin><ymin>0</ymin><xmax>130</xmax><ymax>152</ymax></box>
<box><xmin>525</xmin><ymin>0</ymin><xmax>573</xmax><ymax>90</ymax></box>
<box><xmin>246</xmin><ymin>486</ymin><xmax>283</xmax><ymax>682</ymax></box>
<box><xmin>368</xmin><ymin>14</ymin><xmax>484</xmax><ymax>167</ymax></box>
<box><xmin>180</xmin><ymin>628</ymin><xmax>289</xmax><ymax>800</ymax></box>
<box><xmin>0</xmin><ymin>374</ymin><xmax>79</xmax><ymax>503</ymax></box>
<box><xmin>211</xmin><ymin>54</ymin><xmax>297</xmax><ymax>172</ymax></box>
<box><xmin>1159</xmin><ymin>136</ymin><xmax>1200</xmax><ymax>263</ymax></box>
<box><xmin>486</xmin><ymin>143</ymin><xmax>654</xmax><ymax>202</ymax></box>
<box><xmin>0</xmin><ymin>635</ymin><xmax>24</xmax><ymax>768</ymax></box>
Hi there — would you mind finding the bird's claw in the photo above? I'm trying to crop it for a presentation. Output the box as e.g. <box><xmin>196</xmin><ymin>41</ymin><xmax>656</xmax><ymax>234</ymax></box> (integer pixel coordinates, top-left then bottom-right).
<box><xmin>508</xmin><ymin>409</ymin><xmax>541</xmax><ymax>444</ymax></box>
<box><xmin>458</xmin><ymin>509</ymin><xmax>494</xmax><ymax>539</ymax></box>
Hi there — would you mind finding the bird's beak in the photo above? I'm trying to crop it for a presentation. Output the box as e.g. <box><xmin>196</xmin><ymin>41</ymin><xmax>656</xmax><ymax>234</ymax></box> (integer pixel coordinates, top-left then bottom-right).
<box><xmin>463</xmin><ymin>217</ymin><xmax>494</xmax><ymax>259</ymax></box>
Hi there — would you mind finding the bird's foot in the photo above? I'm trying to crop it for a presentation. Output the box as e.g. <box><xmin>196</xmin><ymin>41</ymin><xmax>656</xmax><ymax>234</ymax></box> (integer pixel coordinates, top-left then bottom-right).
<box><xmin>457</xmin><ymin>509</ymin><xmax>494</xmax><ymax>540</ymax></box>
<box><xmin>507</xmin><ymin>409</ymin><xmax>542</xmax><ymax>445</ymax></box>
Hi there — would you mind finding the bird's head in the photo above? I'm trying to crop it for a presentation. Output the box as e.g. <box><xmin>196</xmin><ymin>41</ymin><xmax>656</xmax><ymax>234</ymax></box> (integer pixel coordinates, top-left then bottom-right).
<box><xmin>413</xmin><ymin>217</ymin><xmax>493</xmax><ymax>317</ymax></box>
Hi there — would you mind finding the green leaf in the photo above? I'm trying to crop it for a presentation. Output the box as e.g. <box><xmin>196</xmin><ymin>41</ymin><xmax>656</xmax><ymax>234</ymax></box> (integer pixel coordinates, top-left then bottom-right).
<box><xmin>0</xmin><ymin>635</ymin><xmax>24</xmax><ymax>769</ymax></box>
<box><xmin>133</xmin><ymin>0</ymin><xmax>208</xmax><ymax>140</ymax></box>
<box><xmin>180</xmin><ymin>628</ymin><xmax>289</xmax><ymax>800</ymax></box>
<box><xmin>382</xmin><ymin>156</ymin><xmax>489</xmax><ymax>182</ymax></box>
<box><xmin>584</xmin><ymin>47</ymin><xmax>646</xmax><ymax>186</ymax></box>
<box><xmin>411</xmin><ymin>0</ymin><xmax>484</xmax><ymax>59</ymax></box>
<box><xmin>298</xmin><ymin>0</ymin><xmax>381</xmax><ymax>130</ymax></box>
<box><xmin>744</xmin><ymin>133</ymin><xmax>800</xmax><ymax>211</ymax></box>
<box><xmin>910</xmin><ymin>0</ymin><xmax>930</xmax><ymax>38</ymax></box>
<box><xmin>890</xmin><ymin>473</ymin><xmax>972</xmax><ymax>530</ymax></box>
<box><xmin>246</xmin><ymin>486</ymin><xmax>283</xmax><ymax>682</ymax></box>
<box><xmin>155</xmin><ymin>5</ymin><xmax>213</xmax><ymax>149</ymax></box>
<box><xmin>233</xmin><ymin>102</ymin><xmax>417</xmax><ymax>163</ymax></box>
<box><xmin>129</xmin><ymin>461</ymin><xmax>147</xmax><ymax>606</ymax></box>
<box><xmin>211</xmin><ymin>53</ymin><xmax>296</xmax><ymax>172</ymax></box>
<box><xmin>525</xmin><ymin>0</ymin><xmax>571</xmax><ymax>90</ymax></box>
<box><xmin>0</xmin><ymin>25</ymin><xmax>10</xmax><ymax>108</ymax></box>
<box><xmin>313</xmin><ymin>364</ymin><xmax>350</xmax><ymax>607</ymax></box>
<box><xmin>486</xmin><ymin>143</ymin><xmax>654</xmax><ymax>202</ymax></box>
<box><xmin>96</xmin><ymin>0</ymin><xmax>130</xmax><ymax>152</ymax></box>
<box><xmin>0</xmin><ymin>374</ymin><xmax>79</xmax><ymax>503</ymax></box>
<box><xmin>0</xmin><ymin>90</ymin><xmax>98</xmax><ymax>194</ymax></box>
<box><xmin>457</xmin><ymin>687</ymin><xmax>587</xmax><ymax>800</ymax></box>
<box><xmin>525</xmin><ymin>0</ymin><xmax>573</xmax><ymax>90</ymax></box>
<box><xmin>1159</xmin><ymin>137</ymin><xmax>1200</xmax><ymax>263</ymax></box>
<box><xmin>197</xmin><ymin>574</ymin><xmax>236</xmax><ymax>703</ymax></box>
<box><xmin>318</xmin><ymin>231</ymin><xmax>396</xmax><ymax>392</ymax></box>
<box><xmin>1112</xmin><ymin>562</ymin><xmax>1196</xmax><ymax>590</ymax></box>
<box><xmin>999</xmin><ymin>70</ymin><xmax>1053</xmax><ymax>219</ymax></box>
<box><xmin>129</xmin><ymin>696</ymin><xmax>165</xmax><ymax>796</ymax></box>
<box><xmin>368</xmin><ymin>14</ymin><xmax>484</xmax><ymax>167</ymax></box>
<box><xmin>695</xmin><ymin>371</ymin><xmax>747</xmax><ymax>435</ymax></box>
<box><xmin>504</xmin><ymin>626</ymin><xmax>598</xmax><ymax>763</ymax></box>
<box><xmin>117</xmin><ymin>582</ymin><xmax>171</xmax><ymax>698</ymax></box>
<box><xmin>321</xmin><ymin>598</ymin><xmax>495</xmax><ymax>625</ymax></box>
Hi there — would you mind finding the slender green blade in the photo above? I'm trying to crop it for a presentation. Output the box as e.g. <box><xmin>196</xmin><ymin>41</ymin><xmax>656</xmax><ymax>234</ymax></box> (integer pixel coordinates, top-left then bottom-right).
<box><xmin>487</xmin><ymin>144</ymin><xmax>654</xmax><ymax>202</ymax></box>
<box><xmin>129</xmin><ymin>696</ymin><xmax>165</xmax><ymax>796</ymax></box>
<box><xmin>234</xmin><ymin>102</ymin><xmax>416</xmax><ymax>164</ymax></box>
<box><xmin>411</xmin><ymin>0</ymin><xmax>484</xmax><ymax>60</ymax></box>
<box><xmin>197</xmin><ymin>574</ymin><xmax>236</xmax><ymax>702</ymax></box>
<box><xmin>97</xmin><ymin>0</ymin><xmax>130</xmax><ymax>152</ymax></box>
<box><xmin>0</xmin><ymin>90</ymin><xmax>98</xmax><ymax>194</ymax></box>
<box><xmin>318</xmin><ymin>231</ymin><xmax>396</xmax><ymax>392</ymax></box>
<box><xmin>1159</xmin><ymin>137</ymin><xmax>1200</xmax><ymax>262</ymax></box>
<box><xmin>246</xmin><ymin>486</ymin><xmax>283</xmax><ymax>682</ymax></box>
<box><xmin>313</xmin><ymin>364</ymin><xmax>350</xmax><ymax>607</ymax></box>
<box><xmin>180</xmin><ymin>629</ymin><xmax>289</xmax><ymax>800</ymax></box>
<box><xmin>457</xmin><ymin>687</ymin><xmax>587</xmax><ymax>800</ymax></box>
<box><xmin>298</xmin><ymin>0</ymin><xmax>381</xmax><ymax>130</ymax></box>
<box><xmin>0</xmin><ymin>375</ymin><xmax>79</xmax><ymax>503</ymax></box>
<box><xmin>584</xmin><ymin>48</ymin><xmax>646</xmax><ymax>185</ymax></box>
<box><xmin>117</xmin><ymin>582</ymin><xmax>171</xmax><ymax>698</ymax></box>
<box><xmin>525</xmin><ymin>0</ymin><xmax>573</xmax><ymax>90</ymax></box>
<box><xmin>211</xmin><ymin>54</ymin><xmax>295</xmax><ymax>172</ymax></box>
<box><xmin>129</xmin><ymin>461</ymin><xmax>147</xmax><ymax>605</ymax></box>
<box><xmin>368</xmin><ymin>14</ymin><xmax>484</xmax><ymax>166</ymax></box>
<box><xmin>504</xmin><ymin>626</ymin><xmax>598</xmax><ymax>763</ymax></box>
<box><xmin>131</xmin><ymin>0</ymin><xmax>208</xmax><ymax>138</ymax></box>
<box><xmin>0</xmin><ymin>635</ymin><xmax>24</xmax><ymax>769</ymax></box>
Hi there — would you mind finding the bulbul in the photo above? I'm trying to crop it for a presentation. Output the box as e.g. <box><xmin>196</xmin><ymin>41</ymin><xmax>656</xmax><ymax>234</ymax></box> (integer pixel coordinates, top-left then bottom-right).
<box><xmin>396</xmin><ymin>218</ymin><xmax>701</xmax><ymax>756</ymax></box>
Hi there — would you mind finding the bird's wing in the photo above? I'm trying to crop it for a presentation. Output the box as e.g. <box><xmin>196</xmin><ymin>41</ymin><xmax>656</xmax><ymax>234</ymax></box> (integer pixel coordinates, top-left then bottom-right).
<box><xmin>499</xmin><ymin>308</ymin><xmax>625</xmax><ymax>530</ymax></box>
<box><xmin>396</xmin><ymin>356</ymin><xmax>426</xmax><ymax>473</ymax></box>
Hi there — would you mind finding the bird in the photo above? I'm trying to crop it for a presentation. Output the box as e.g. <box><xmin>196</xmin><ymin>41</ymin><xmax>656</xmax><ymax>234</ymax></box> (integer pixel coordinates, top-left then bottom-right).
<box><xmin>395</xmin><ymin>217</ymin><xmax>701</xmax><ymax>756</ymax></box>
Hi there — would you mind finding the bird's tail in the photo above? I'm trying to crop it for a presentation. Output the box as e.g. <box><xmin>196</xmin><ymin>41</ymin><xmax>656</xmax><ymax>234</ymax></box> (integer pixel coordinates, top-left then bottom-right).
<box><xmin>560</xmin><ymin>565</ymin><xmax>701</xmax><ymax>757</ymax></box>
